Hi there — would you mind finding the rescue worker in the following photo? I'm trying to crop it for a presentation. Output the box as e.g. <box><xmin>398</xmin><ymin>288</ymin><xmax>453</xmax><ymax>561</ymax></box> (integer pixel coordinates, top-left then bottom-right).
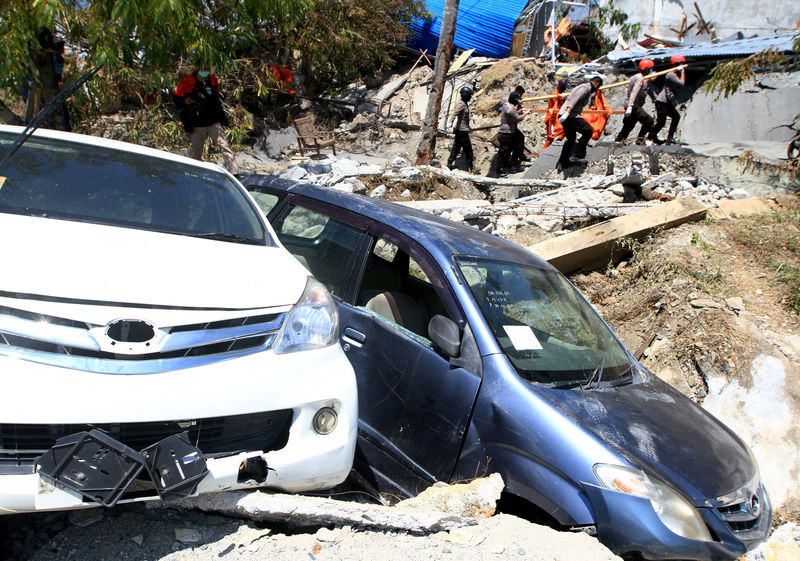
<box><xmin>650</xmin><ymin>55</ymin><xmax>686</xmax><ymax>144</ymax></box>
<box><xmin>495</xmin><ymin>90</ymin><xmax>528</xmax><ymax>176</ymax></box>
<box><xmin>615</xmin><ymin>59</ymin><xmax>655</xmax><ymax>145</ymax></box>
<box><xmin>543</xmin><ymin>78</ymin><xmax>568</xmax><ymax>149</ymax></box>
<box><xmin>447</xmin><ymin>86</ymin><xmax>475</xmax><ymax>173</ymax></box>
<box><xmin>509</xmin><ymin>85</ymin><xmax>531</xmax><ymax>166</ymax></box>
<box><xmin>494</xmin><ymin>85</ymin><xmax>529</xmax><ymax>166</ymax></box>
<box><xmin>174</xmin><ymin>61</ymin><xmax>239</xmax><ymax>176</ymax></box>
<box><xmin>556</xmin><ymin>74</ymin><xmax>602</xmax><ymax>170</ymax></box>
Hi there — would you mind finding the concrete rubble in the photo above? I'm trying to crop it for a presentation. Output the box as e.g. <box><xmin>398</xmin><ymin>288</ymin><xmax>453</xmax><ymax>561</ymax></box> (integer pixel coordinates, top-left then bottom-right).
<box><xmin>170</xmin><ymin>474</ymin><xmax>505</xmax><ymax>533</ymax></box>
<box><xmin>267</xmin><ymin>150</ymin><xmax>758</xmax><ymax>249</ymax></box>
<box><xmin>745</xmin><ymin>523</ymin><xmax>800</xmax><ymax>561</ymax></box>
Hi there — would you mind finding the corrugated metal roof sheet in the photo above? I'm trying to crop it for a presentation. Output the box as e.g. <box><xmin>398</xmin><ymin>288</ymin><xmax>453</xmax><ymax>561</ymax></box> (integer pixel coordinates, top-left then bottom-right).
<box><xmin>604</xmin><ymin>32</ymin><xmax>798</xmax><ymax>63</ymax></box>
<box><xmin>409</xmin><ymin>0</ymin><xmax>530</xmax><ymax>59</ymax></box>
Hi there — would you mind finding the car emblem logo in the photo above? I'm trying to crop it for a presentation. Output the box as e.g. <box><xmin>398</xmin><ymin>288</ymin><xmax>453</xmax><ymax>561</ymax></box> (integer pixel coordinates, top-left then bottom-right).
<box><xmin>106</xmin><ymin>319</ymin><xmax>156</xmax><ymax>344</ymax></box>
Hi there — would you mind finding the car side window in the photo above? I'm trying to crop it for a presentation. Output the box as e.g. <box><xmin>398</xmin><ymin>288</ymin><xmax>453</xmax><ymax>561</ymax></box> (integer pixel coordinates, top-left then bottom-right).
<box><xmin>271</xmin><ymin>205</ymin><xmax>362</xmax><ymax>296</ymax></box>
<box><xmin>250</xmin><ymin>191</ymin><xmax>280</xmax><ymax>216</ymax></box>
<box><xmin>358</xmin><ymin>238</ymin><xmax>447</xmax><ymax>342</ymax></box>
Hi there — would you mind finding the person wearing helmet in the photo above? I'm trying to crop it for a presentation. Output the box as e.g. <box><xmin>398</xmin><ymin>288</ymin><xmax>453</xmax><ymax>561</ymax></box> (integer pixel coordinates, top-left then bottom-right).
<box><xmin>495</xmin><ymin>89</ymin><xmax>530</xmax><ymax>175</ymax></box>
<box><xmin>650</xmin><ymin>55</ymin><xmax>686</xmax><ymax>144</ymax></box>
<box><xmin>447</xmin><ymin>86</ymin><xmax>476</xmax><ymax>173</ymax></box>
<box><xmin>555</xmin><ymin>74</ymin><xmax>603</xmax><ymax>171</ymax></box>
<box><xmin>615</xmin><ymin>59</ymin><xmax>655</xmax><ymax>145</ymax></box>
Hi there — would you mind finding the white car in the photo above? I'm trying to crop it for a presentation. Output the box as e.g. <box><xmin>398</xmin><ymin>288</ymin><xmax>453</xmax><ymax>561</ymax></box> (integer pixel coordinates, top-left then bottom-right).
<box><xmin>0</xmin><ymin>125</ymin><xmax>357</xmax><ymax>513</ymax></box>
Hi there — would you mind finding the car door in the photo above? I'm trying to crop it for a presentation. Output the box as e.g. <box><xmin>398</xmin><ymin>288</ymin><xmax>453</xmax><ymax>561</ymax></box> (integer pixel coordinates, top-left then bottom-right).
<box><xmin>265</xmin><ymin>195</ymin><xmax>482</xmax><ymax>497</ymax></box>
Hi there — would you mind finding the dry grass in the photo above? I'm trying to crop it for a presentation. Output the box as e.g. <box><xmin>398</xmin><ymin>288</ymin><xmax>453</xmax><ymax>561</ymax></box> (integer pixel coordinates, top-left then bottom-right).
<box><xmin>726</xmin><ymin>196</ymin><xmax>800</xmax><ymax>313</ymax></box>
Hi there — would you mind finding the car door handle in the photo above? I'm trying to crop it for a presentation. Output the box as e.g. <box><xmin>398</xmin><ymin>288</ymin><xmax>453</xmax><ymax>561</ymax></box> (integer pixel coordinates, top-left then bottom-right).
<box><xmin>342</xmin><ymin>327</ymin><xmax>366</xmax><ymax>348</ymax></box>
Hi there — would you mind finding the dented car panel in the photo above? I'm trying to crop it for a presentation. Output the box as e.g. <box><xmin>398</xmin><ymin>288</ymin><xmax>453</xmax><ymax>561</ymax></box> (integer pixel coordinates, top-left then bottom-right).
<box><xmin>0</xmin><ymin>126</ymin><xmax>357</xmax><ymax>513</ymax></box>
<box><xmin>244</xmin><ymin>175</ymin><xmax>771</xmax><ymax>561</ymax></box>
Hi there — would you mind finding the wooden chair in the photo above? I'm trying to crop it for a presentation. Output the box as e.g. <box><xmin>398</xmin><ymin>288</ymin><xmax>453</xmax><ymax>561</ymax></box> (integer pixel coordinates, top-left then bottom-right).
<box><xmin>291</xmin><ymin>116</ymin><xmax>336</xmax><ymax>158</ymax></box>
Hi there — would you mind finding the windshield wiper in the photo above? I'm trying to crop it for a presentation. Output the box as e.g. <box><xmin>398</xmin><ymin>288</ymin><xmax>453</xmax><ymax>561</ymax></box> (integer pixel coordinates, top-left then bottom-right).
<box><xmin>581</xmin><ymin>358</ymin><xmax>604</xmax><ymax>390</ymax></box>
<box><xmin>607</xmin><ymin>364</ymin><xmax>636</xmax><ymax>386</ymax></box>
<box><xmin>188</xmin><ymin>232</ymin><xmax>262</xmax><ymax>244</ymax></box>
<box><xmin>0</xmin><ymin>65</ymin><xmax>103</xmax><ymax>170</ymax></box>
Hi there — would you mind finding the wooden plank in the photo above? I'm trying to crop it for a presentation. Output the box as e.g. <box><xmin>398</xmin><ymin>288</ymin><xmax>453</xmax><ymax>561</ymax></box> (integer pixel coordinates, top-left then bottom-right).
<box><xmin>527</xmin><ymin>197</ymin><xmax>708</xmax><ymax>273</ymax></box>
<box><xmin>521</xmin><ymin>65</ymin><xmax>685</xmax><ymax>103</ymax></box>
<box><xmin>448</xmin><ymin>48</ymin><xmax>475</xmax><ymax>74</ymax></box>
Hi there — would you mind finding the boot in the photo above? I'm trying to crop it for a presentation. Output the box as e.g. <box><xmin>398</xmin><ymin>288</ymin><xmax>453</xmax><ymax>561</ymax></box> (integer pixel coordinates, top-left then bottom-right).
<box><xmin>665</xmin><ymin>136</ymin><xmax>678</xmax><ymax>145</ymax></box>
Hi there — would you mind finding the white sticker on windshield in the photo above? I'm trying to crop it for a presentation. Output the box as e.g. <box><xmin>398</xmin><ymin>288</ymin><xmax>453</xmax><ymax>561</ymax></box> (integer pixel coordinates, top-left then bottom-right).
<box><xmin>503</xmin><ymin>325</ymin><xmax>543</xmax><ymax>350</ymax></box>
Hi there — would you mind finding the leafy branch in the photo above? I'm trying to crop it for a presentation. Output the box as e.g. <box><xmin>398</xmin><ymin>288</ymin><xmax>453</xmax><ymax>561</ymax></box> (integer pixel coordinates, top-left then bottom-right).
<box><xmin>703</xmin><ymin>48</ymin><xmax>795</xmax><ymax>100</ymax></box>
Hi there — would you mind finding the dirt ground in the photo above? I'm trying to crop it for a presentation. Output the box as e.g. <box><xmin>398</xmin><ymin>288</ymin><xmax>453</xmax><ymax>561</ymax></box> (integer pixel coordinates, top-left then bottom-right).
<box><xmin>568</xmin><ymin>211</ymin><xmax>800</xmax><ymax>405</ymax></box>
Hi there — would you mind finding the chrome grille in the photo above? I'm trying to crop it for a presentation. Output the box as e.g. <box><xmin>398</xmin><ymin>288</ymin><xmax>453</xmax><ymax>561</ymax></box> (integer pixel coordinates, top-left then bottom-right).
<box><xmin>0</xmin><ymin>303</ymin><xmax>286</xmax><ymax>374</ymax></box>
<box><xmin>714</xmin><ymin>481</ymin><xmax>768</xmax><ymax>539</ymax></box>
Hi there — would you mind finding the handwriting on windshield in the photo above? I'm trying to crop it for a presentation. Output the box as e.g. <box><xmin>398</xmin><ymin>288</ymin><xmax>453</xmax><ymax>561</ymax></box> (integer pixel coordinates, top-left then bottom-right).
<box><xmin>486</xmin><ymin>289</ymin><xmax>510</xmax><ymax>308</ymax></box>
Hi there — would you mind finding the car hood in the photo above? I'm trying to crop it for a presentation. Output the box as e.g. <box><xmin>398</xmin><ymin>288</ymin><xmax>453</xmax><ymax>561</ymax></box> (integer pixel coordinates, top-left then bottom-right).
<box><xmin>546</xmin><ymin>377</ymin><xmax>754</xmax><ymax>503</ymax></box>
<box><xmin>1</xmin><ymin>214</ymin><xmax>307</xmax><ymax>310</ymax></box>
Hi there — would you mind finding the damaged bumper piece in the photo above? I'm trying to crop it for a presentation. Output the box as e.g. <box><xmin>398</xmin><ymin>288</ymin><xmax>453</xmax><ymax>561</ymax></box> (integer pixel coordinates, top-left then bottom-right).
<box><xmin>584</xmin><ymin>481</ymin><xmax>772</xmax><ymax>560</ymax></box>
<box><xmin>36</xmin><ymin>430</ymin><xmax>208</xmax><ymax>507</ymax></box>
<box><xmin>0</xmin><ymin>343</ymin><xmax>358</xmax><ymax>514</ymax></box>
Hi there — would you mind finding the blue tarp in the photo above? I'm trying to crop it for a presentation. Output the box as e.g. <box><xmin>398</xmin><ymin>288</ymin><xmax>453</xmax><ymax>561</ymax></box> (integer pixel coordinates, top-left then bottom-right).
<box><xmin>409</xmin><ymin>0</ymin><xmax>530</xmax><ymax>59</ymax></box>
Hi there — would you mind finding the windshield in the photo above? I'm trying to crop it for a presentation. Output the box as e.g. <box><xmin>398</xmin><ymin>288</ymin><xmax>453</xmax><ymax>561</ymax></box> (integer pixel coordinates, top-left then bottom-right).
<box><xmin>457</xmin><ymin>257</ymin><xmax>633</xmax><ymax>386</ymax></box>
<box><xmin>0</xmin><ymin>132</ymin><xmax>268</xmax><ymax>244</ymax></box>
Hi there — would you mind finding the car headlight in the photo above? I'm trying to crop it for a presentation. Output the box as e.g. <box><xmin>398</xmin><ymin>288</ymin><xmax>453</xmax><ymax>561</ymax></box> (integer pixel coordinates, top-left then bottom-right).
<box><xmin>274</xmin><ymin>277</ymin><xmax>338</xmax><ymax>354</ymax></box>
<box><xmin>593</xmin><ymin>464</ymin><xmax>712</xmax><ymax>541</ymax></box>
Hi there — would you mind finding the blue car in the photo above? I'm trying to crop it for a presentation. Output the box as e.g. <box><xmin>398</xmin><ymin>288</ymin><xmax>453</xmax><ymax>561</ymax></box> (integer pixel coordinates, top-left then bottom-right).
<box><xmin>242</xmin><ymin>175</ymin><xmax>771</xmax><ymax>561</ymax></box>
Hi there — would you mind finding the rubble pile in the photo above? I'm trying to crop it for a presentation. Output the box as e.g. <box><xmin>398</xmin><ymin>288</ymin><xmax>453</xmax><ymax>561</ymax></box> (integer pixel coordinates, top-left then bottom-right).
<box><xmin>271</xmin><ymin>151</ymin><xmax>756</xmax><ymax>244</ymax></box>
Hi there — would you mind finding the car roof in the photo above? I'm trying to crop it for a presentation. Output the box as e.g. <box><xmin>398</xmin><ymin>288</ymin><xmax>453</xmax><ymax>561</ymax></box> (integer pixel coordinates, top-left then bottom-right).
<box><xmin>243</xmin><ymin>175</ymin><xmax>556</xmax><ymax>270</ymax></box>
<box><xmin>0</xmin><ymin>125</ymin><xmax>233</xmax><ymax>177</ymax></box>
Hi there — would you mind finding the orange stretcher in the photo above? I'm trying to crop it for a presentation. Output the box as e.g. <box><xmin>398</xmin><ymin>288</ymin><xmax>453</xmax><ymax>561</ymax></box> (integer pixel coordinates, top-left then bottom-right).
<box><xmin>539</xmin><ymin>90</ymin><xmax>619</xmax><ymax>147</ymax></box>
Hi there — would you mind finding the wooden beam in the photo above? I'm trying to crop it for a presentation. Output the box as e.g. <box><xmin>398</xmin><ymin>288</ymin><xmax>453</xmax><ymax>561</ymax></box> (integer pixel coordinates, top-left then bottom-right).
<box><xmin>520</xmin><ymin>65</ymin><xmax>685</xmax><ymax>103</ymax></box>
<box><xmin>527</xmin><ymin>197</ymin><xmax>708</xmax><ymax>274</ymax></box>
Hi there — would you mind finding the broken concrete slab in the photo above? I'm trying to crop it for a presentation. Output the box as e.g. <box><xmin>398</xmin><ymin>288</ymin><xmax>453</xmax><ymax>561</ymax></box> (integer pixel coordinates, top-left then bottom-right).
<box><xmin>171</xmin><ymin>476</ymin><xmax>506</xmax><ymax>534</ymax></box>
<box><xmin>527</xmin><ymin>197</ymin><xmax>708</xmax><ymax>273</ymax></box>
<box><xmin>173</xmin><ymin>489</ymin><xmax>473</xmax><ymax>533</ymax></box>
<box><xmin>682</xmin><ymin>77</ymin><xmax>800</xmax><ymax>146</ymax></box>
<box><xmin>394</xmin><ymin>473</ymin><xmax>503</xmax><ymax>519</ymax></box>
<box><xmin>710</xmin><ymin>195</ymin><xmax>791</xmax><ymax>219</ymax></box>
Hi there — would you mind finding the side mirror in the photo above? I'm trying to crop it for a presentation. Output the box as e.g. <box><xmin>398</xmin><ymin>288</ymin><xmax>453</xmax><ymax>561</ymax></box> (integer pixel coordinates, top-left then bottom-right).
<box><xmin>428</xmin><ymin>314</ymin><xmax>461</xmax><ymax>358</ymax></box>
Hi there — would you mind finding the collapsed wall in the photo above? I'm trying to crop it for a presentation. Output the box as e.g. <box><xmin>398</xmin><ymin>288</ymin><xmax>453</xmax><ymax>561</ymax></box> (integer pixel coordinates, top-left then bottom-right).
<box><xmin>682</xmin><ymin>72</ymin><xmax>800</xmax><ymax>145</ymax></box>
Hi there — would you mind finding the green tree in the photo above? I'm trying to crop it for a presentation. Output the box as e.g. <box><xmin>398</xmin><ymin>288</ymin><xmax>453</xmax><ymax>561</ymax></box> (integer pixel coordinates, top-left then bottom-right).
<box><xmin>286</xmin><ymin>0</ymin><xmax>429</xmax><ymax>93</ymax></box>
<box><xmin>0</xmin><ymin>0</ymin><xmax>312</xmax><ymax>126</ymax></box>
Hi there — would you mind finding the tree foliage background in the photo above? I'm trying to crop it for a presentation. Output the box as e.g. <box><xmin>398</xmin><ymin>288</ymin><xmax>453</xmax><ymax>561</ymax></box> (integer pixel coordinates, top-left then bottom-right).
<box><xmin>0</xmin><ymin>0</ymin><xmax>427</xmax><ymax>145</ymax></box>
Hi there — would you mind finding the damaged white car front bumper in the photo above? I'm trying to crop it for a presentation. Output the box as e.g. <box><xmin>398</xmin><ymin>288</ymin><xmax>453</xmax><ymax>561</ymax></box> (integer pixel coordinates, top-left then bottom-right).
<box><xmin>0</xmin><ymin>318</ymin><xmax>357</xmax><ymax>514</ymax></box>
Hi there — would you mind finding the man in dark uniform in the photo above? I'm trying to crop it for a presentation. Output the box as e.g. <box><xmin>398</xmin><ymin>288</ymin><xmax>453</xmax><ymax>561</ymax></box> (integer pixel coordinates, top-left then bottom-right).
<box><xmin>556</xmin><ymin>74</ymin><xmax>603</xmax><ymax>170</ymax></box>
<box><xmin>650</xmin><ymin>55</ymin><xmax>686</xmax><ymax>144</ymax></box>
<box><xmin>447</xmin><ymin>86</ymin><xmax>475</xmax><ymax>173</ymax></box>
<box><xmin>615</xmin><ymin>59</ymin><xmax>655</xmax><ymax>145</ymax></box>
